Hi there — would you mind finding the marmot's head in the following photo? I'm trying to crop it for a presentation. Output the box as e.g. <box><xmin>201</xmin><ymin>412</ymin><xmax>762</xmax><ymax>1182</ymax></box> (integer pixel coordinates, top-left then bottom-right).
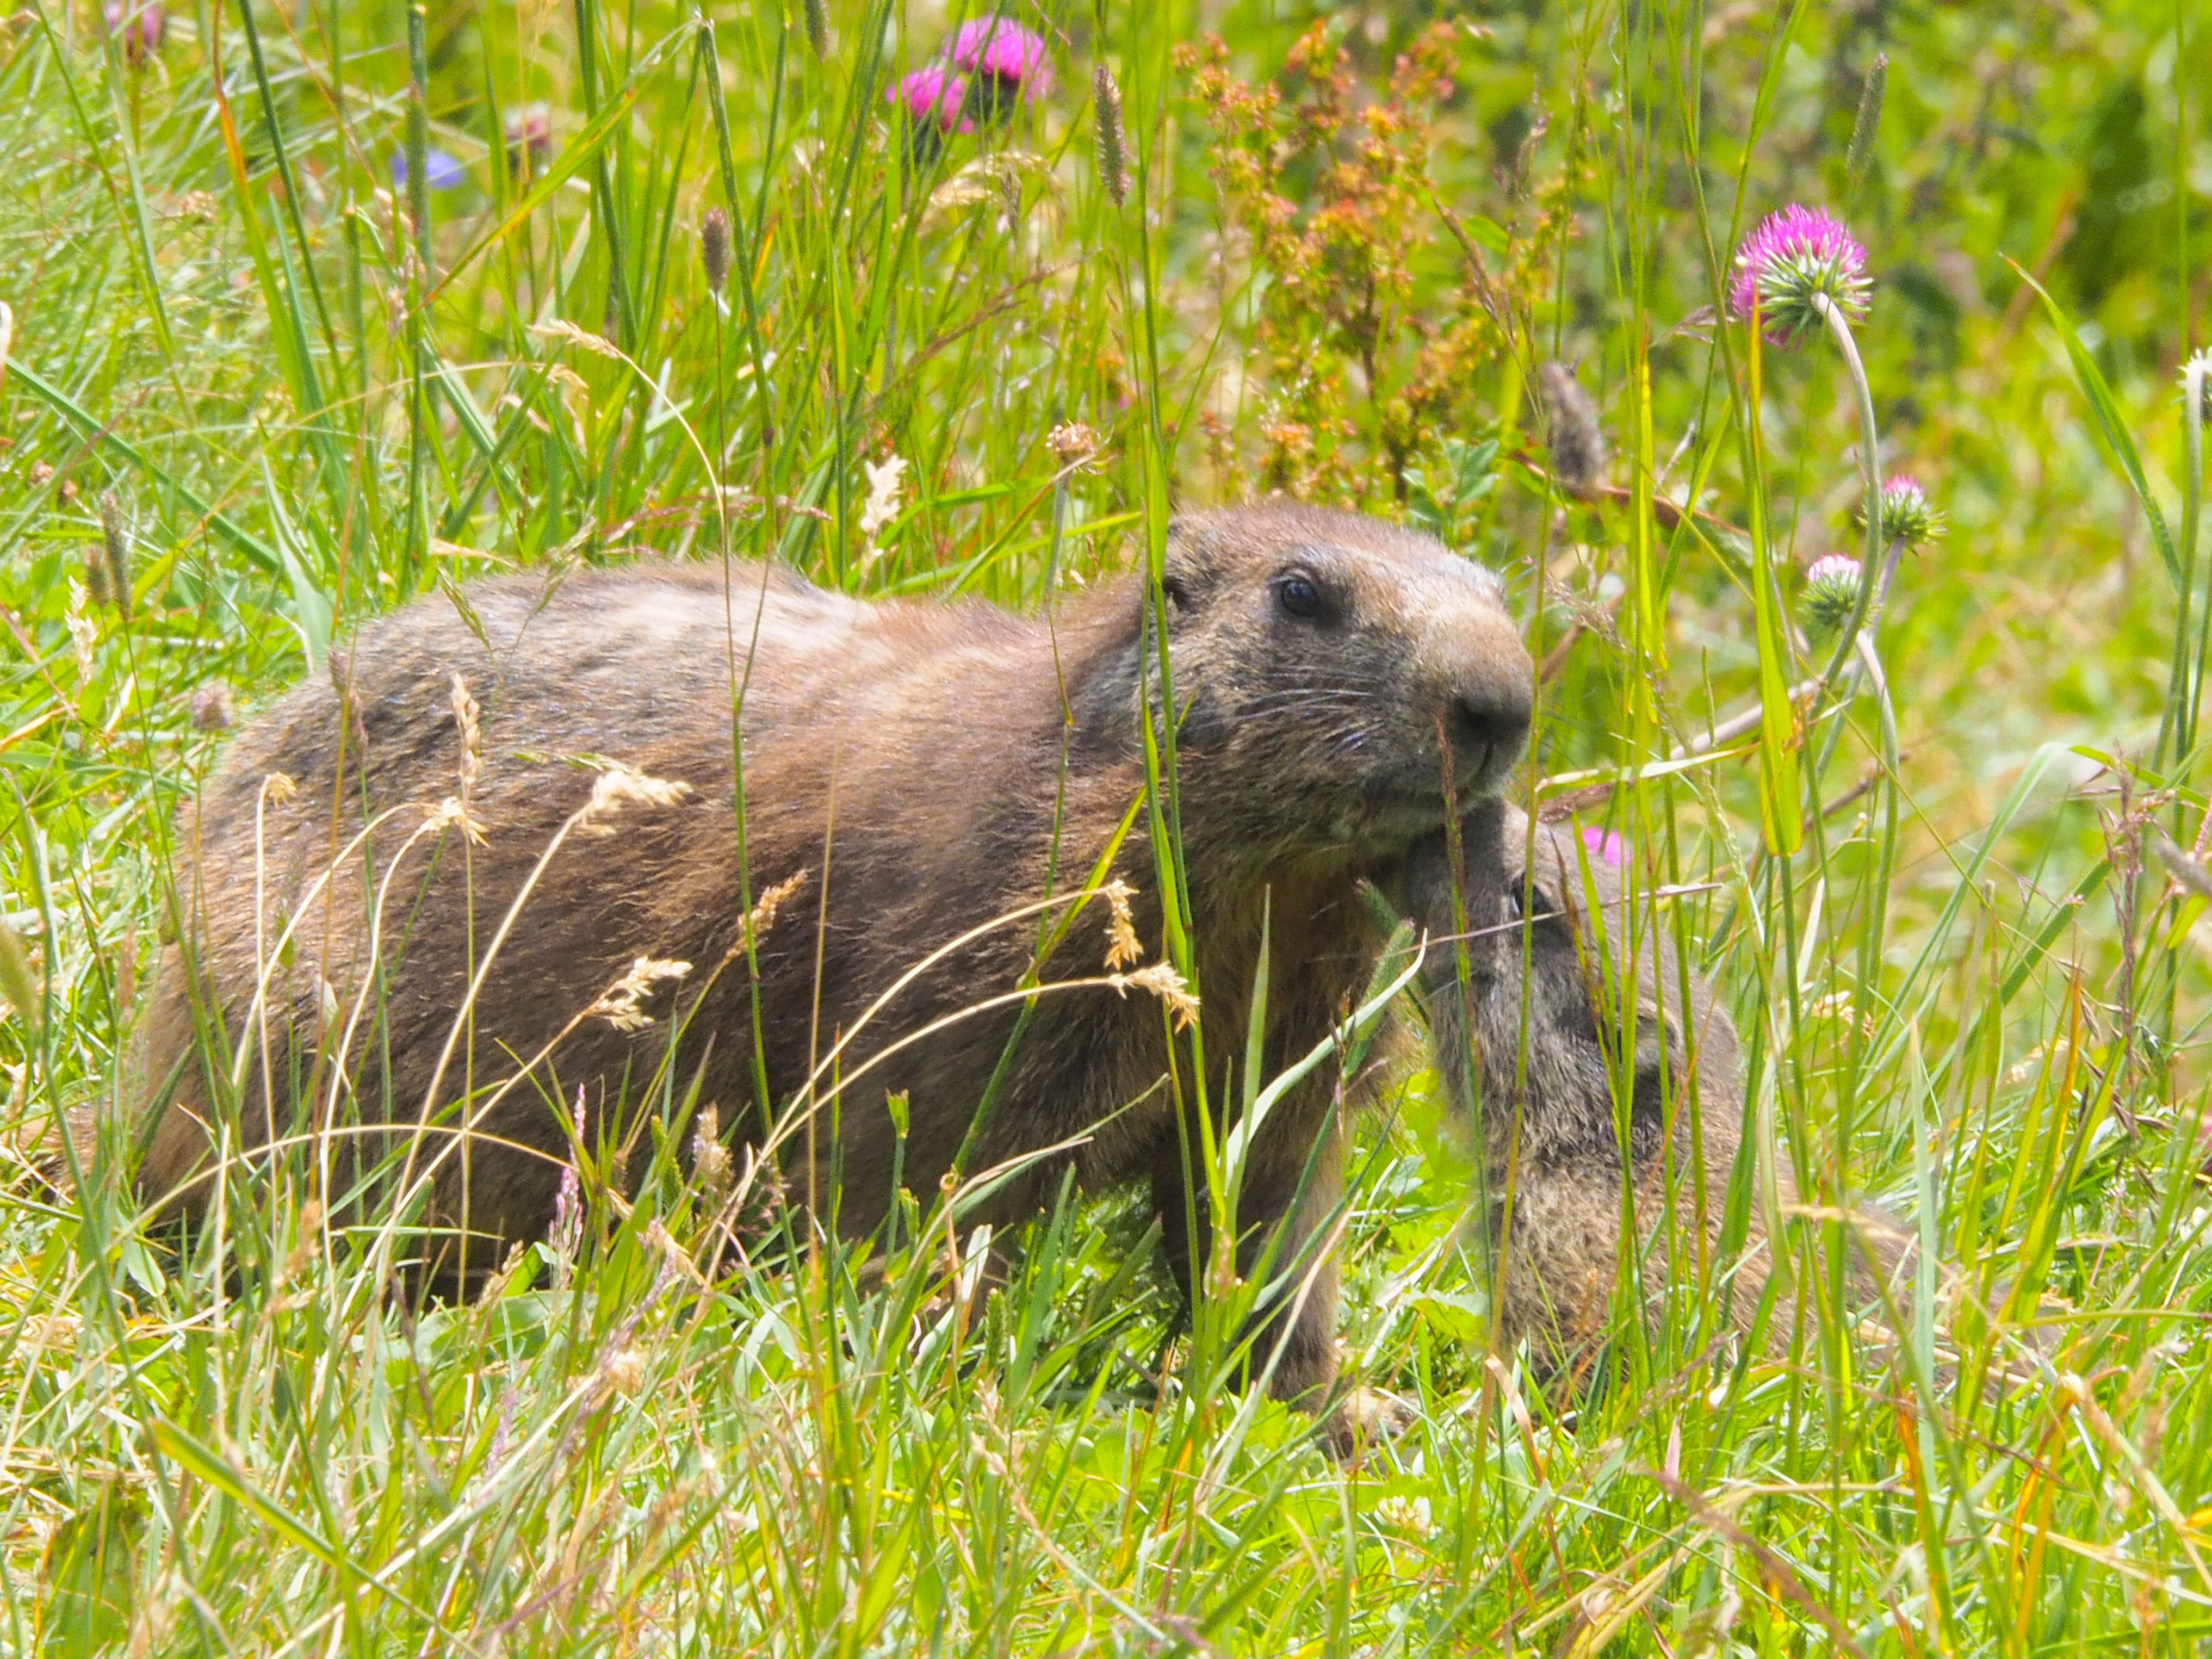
<box><xmin>1076</xmin><ymin>505</ymin><xmax>1533</xmax><ymax>867</ymax></box>
<box><xmin>1409</xmin><ymin>804</ymin><xmax>1743</xmax><ymax>1172</ymax></box>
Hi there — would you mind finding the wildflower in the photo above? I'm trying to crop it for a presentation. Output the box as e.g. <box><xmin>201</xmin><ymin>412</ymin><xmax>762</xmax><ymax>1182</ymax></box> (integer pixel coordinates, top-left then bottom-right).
<box><xmin>1728</xmin><ymin>205</ymin><xmax>1870</xmax><ymax>346</ymax></box>
<box><xmin>1539</xmin><ymin>362</ymin><xmax>1607</xmax><ymax>497</ymax></box>
<box><xmin>858</xmin><ymin>452</ymin><xmax>908</xmax><ymax>549</ymax></box>
<box><xmin>701</xmin><ymin>208</ymin><xmax>732</xmax><ymax>298</ymax></box>
<box><xmin>190</xmin><ymin>684</ymin><xmax>234</xmax><ymax>732</ymax></box>
<box><xmin>1093</xmin><ymin>64</ymin><xmax>1129</xmax><ymax>206</ymax></box>
<box><xmin>1372</xmin><ymin>1494</ymin><xmax>1433</xmax><ymax>1537</ymax></box>
<box><xmin>1800</xmin><ymin>553</ymin><xmax>1864</xmax><ymax>634</ymax></box>
<box><xmin>603</xmin><ymin>1346</ymin><xmax>648</xmax><ymax>1394</ymax></box>
<box><xmin>1578</xmin><ymin>826</ymin><xmax>1625</xmax><ymax>868</ymax></box>
<box><xmin>101</xmin><ymin>0</ymin><xmax>163</xmax><ymax>63</ymax></box>
<box><xmin>504</xmin><ymin>103</ymin><xmax>553</xmax><ymax>173</ymax></box>
<box><xmin>1858</xmin><ymin>474</ymin><xmax>1945</xmax><ymax>550</ymax></box>
<box><xmin>946</xmin><ymin>16</ymin><xmax>1052</xmax><ymax>119</ymax></box>
<box><xmin>2185</xmin><ymin>348</ymin><xmax>2212</xmax><ymax>421</ymax></box>
<box><xmin>390</xmin><ymin>147</ymin><xmax>468</xmax><ymax>191</ymax></box>
<box><xmin>579</xmin><ymin>764</ymin><xmax>695</xmax><ymax>834</ymax></box>
<box><xmin>889</xmin><ymin>67</ymin><xmax>975</xmax><ymax>140</ymax></box>
<box><xmin>547</xmin><ymin>1160</ymin><xmax>583</xmax><ymax>1286</ymax></box>
<box><xmin>593</xmin><ymin>956</ymin><xmax>693</xmax><ymax>1031</ymax></box>
<box><xmin>1046</xmin><ymin>421</ymin><xmax>1100</xmax><ymax>466</ymax></box>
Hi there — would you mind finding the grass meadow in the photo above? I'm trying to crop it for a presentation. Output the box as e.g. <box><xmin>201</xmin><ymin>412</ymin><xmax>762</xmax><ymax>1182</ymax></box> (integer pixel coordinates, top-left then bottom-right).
<box><xmin>1</xmin><ymin>0</ymin><xmax>2210</xmax><ymax>1651</ymax></box>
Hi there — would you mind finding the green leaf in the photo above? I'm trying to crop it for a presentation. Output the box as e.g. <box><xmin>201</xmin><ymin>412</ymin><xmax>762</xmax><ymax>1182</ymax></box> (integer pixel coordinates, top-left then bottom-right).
<box><xmin>2012</xmin><ymin>261</ymin><xmax>2183</xmax><ymax>590</ymax></box>
<box><xmin>40</xmin><ymin>1485</ymin><xmax>139</xmax><ymax>1658</ymax></box>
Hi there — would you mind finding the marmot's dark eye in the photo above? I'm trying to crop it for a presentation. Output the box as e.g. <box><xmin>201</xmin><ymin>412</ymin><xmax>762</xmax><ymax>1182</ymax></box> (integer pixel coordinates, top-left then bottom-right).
<box><xmin>1276</xmin><ymin>575</ymin><xmax>1324</xmax><ymax>620</ymax></box>
<box><xmin>1161</xmin><ymin>575</ymin><xmax>1192</xmax><ymax>611</ymax></box>
<box><xmin>1507</xmin><ymin>884</ymin><xmax>1558</xmax><ymax>921</ymax></box>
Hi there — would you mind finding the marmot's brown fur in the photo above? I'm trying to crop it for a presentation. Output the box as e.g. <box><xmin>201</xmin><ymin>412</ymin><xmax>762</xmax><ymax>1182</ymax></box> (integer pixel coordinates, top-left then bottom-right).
<box><xmin>1408</xmin><ymin>800</ymin><xmax>1908</xmax><ymax>1375</ymax></box>
<box><xmin>133</xmin><ymin>506</ymin><xmax>1536</xmax><ymax>1427</ymax></box>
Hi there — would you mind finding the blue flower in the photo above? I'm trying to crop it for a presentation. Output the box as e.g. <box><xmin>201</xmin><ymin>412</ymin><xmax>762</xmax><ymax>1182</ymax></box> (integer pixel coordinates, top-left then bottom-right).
<box><xmin>391</xmin><ymin>147</ymin><xmax>468</xmax><ymax>191</ymax></box>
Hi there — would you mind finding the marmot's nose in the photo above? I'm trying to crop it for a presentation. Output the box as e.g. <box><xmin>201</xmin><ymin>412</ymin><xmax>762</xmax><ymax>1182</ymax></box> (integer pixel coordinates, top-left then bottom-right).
<box><xmin>1449</xmin><ymin>686</ymin><xmax>1532</xmax><ymax>767</ymax></box>
<box><xmin>1437</xmin><ymin>605</ymin><xmax>1534</xmax><ymax>787</ymax></box>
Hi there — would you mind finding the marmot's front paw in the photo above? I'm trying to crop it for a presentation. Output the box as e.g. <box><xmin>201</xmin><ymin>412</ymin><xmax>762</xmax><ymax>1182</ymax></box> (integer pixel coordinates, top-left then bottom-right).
<box><xmin>1319</xmin><ymin>1385</ymin><xmax>1416</xmax><ymax>1462</ymax></box>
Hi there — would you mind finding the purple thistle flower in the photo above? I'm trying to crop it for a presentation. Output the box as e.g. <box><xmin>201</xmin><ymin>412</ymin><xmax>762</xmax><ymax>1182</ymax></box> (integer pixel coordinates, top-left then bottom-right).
<box><xmin>889</xmin><ymin>66</ymin><xmax>976</xmax><ymax>137</ymax></box>
<box><xmin>1858</xmin><ymin>473</ymin><xmax>1945</xmax><ymax>549</ymax></box>
<box><xmin>946</xmin><ymin>16</ymin><xmax>1052</xmax><ymax>96</ymax></box>
<box><xmin>1728</xmin><ymin>205</ymin><xmax>1871</xmax><ymax>346</ymax></box>
<box><xmin>391</xmin><ymin>147</ymin><xmax>468</xmax><ymax>191</ymax></box>
<box><xmin>102</xmin><ymin>0</ymin><xmax>164</xmax><ymax>64</ymax></box>
<box><xmin>1579</xmin><ymin>826</ymin><xmax>1626</xmax><ymax>868</ymax></box>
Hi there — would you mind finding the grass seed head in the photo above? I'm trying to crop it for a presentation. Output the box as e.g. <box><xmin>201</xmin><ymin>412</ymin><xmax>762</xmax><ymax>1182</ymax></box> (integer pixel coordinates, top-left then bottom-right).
<box><xmin>581</xmin><ymin>764</ymin><xmax>694</xmax><ymax>833</ymax></box>
<box><xmin>743</xmin><ymin>870</ymin><xmax>809</xmax><ymax>950</ymax></box>
<box><xmin>429</xmin><ymin>795</ymin><xmax>489</xmax><ymax>846</ymax></box>
<box><xmin>858</xmin><ymin>453</ymin><xmax>908</xmax><ymax>557</ymax></box>
<box><xmin>593</xmin><ymin>956</ymin><xmax>694</xmax><ymax>1031</ymax></box>
<box><xmin>96</xmin><ymin>493</ymin><xmax>130</xmax><ymax>618</ymax></box>
<box><xmin>1111</xmin><ymin>961</ymin><xmax>1199</xmax><ymax>1030</ymax></box>
<box><xmin>1093</xmin><ymin>64</ymin><xmax>1129</xmax><ymax>207</ymax></box>
<box><xmin>701</xmin><ymin>207</ymin><xmax>732</xmax><ymax>297</ymax></box>
<box><xmin>1539</xmin><ymin>361</ymin><xmax>1607</xmax><ymax>496</ymax></box>
<box><xmin>448</xmin><ymin>672</ymin><xmax>481</xmax><ymax>803</ymax></box>
<box><xmin>1846</xmin><ymin>52</ymin><xmax>1887</xmax><ymax>183</ymax></box>
<box><xmin>1102</xmin><ymin>877</ymin><xmax>1142</xmax><ymax>969</ymax></box>
<box><xmin>691</xmin><ymin>1105</ymin><xmax>732</xmax><ymax>1198</ymax></box>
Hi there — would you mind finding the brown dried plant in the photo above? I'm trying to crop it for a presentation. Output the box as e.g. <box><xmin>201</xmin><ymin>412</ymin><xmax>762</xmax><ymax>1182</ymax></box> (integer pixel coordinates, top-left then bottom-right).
<box><xmin>1179</xmin><ymin>24</ymin><xmax>1583</xmax><ymax>505</ymax></box>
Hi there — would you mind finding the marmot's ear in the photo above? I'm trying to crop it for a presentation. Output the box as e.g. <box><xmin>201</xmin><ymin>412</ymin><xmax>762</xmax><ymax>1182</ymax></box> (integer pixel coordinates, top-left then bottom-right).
<box><xmin>1155</xmin><ymin>517</ymin><xmax>1217</xmax><ymax>613</ymax></box>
